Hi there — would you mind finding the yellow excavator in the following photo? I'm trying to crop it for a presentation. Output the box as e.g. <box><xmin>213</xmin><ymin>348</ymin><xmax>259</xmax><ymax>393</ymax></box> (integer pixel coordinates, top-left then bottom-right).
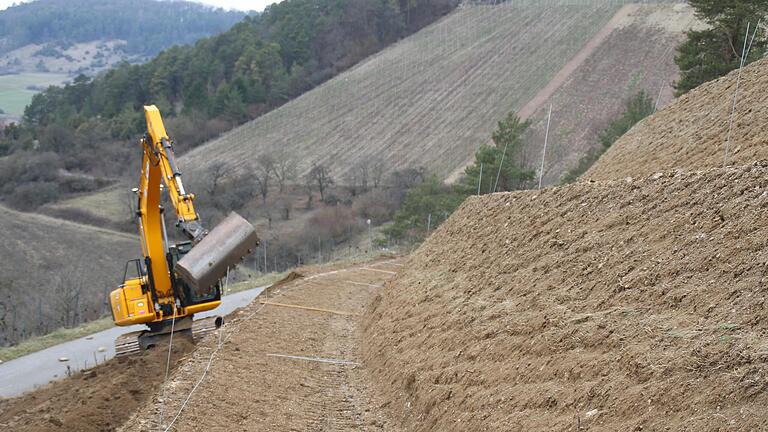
<box><xmin>110</xmin><ymin>105</ymin><xmax>259</xmax><ymax>356</ymax></box>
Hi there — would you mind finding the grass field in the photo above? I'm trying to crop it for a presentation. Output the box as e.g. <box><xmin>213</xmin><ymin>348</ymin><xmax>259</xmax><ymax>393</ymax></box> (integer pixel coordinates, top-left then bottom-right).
<box><xmin>43</xmin><ymin>184</ymin><xmax>131</xmax><ymax>223</ymax></box>
<box><xmin>0</xmin><ymin>72</ymin><xmax>69</xmax><ymax>115</ymax></box>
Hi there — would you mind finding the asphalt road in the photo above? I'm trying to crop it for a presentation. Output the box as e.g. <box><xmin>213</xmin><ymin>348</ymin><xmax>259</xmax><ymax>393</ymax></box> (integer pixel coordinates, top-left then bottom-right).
<box><xmin>0</xmin><ymin>285</ymin><xmax>266</xmax><ymax>398</ymax></box>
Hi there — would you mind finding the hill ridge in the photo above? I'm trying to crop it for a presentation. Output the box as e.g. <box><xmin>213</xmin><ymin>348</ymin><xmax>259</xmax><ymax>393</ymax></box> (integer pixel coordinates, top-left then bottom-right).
<box><xmin>586</xmin><ymin>56</ymin><xmax>768</xmax><ymax>181</ymax></box>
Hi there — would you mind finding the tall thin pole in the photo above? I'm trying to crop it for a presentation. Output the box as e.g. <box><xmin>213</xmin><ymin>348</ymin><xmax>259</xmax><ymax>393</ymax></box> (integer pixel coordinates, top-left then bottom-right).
<box><xmin>493</xmin><ymin>142</ymin><xmax>509</xmax><ymax>193</ymax></box>
<box><xmin>654</xmin><ymin>81</ymin><xmax>665</xmax><ymax>112</ymax></box>
<box><xmin>477</xmin><ymin>163</ymin><xmax>483</xmax><ymax>195</ymax></box>
<box><xmin>724</xmin><ymin>22</ymin><xmax>755</xmax><ymax>167</ymax></box>
<box><xmin>539</xmin><ymin>104</ymin><xmax>553</xmax><ymax>190</ymax></box>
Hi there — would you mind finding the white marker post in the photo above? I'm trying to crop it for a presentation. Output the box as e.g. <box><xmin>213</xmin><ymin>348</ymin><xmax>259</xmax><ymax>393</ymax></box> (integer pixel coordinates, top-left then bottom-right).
<box><xmin>539</xmin><ymin>104</ymin><xmax>553</xmax><ymax>190</ymax></box>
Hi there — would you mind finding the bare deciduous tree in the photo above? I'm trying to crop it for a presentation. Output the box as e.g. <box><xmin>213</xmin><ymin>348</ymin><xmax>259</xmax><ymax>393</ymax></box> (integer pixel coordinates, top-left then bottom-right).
<box><xmin>371</xmin><ymin>157</ymin><xmax>386</xmax><ymax>188</ymax></box>
<box><xmin>307</xmin><ymin>163</ymin><xmax>334</xmax><ymax>203</ymax></box>
<box><xmin>304</xmin><ymin>173</ymin><xmax>314</xmax><ymax>209</ymax></box>
<box><xmin>206</xmin><ymin>161</ymin><xmax>227</xmax><ymax>196</ymax></box>
<box><xmin>53</xmin><ymin>267</ymin><xmax>86</xmax><ymax>328</ymax></box>
<box><xmin>270</xmin><ymin>149</ymin><xmax>298</xmax><ymax>193</ymax></box>
<box><xmin>355</xmin><ymin>161</ymin><xmax>369</xmax><ymax>194</ymax></box>
<box><xmin>253</xmin><ymin>154</ymin><xmax>275</xmax><ymax>204</ymax></box>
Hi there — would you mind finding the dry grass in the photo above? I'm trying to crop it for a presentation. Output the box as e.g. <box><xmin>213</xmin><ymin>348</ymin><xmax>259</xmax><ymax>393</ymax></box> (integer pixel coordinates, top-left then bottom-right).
<box><xmin>0</xmin><ymin>318</ymin><xmax>113</xmax><ymax>363</ymax></box>
<box><xmin>42</xmin><ymin>185</ymin><xmax>130</xmax><ymax>222</ymax></box>
<box><xmin>0</xmin><ymin>204</ymin><xmax>138</xmax><ymax>344</ymax></box>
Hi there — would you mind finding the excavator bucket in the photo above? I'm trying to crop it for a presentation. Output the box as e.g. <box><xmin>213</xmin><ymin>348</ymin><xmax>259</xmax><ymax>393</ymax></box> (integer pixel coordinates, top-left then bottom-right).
<box><xmin>176</xmin><ymin>212</ymin><xmax>259</xmax><ymax>293</ymax></box>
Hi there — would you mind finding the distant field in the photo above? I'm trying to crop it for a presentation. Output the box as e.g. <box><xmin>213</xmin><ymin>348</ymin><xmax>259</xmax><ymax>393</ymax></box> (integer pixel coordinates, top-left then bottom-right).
<box><xmin>43</xmin><ymin>184</ymin><xmax>131</xmax><ymax>223</ymax></box>
<box><xmin>0</xmin><ymin>72</ymin><xmax>69</xmax><ymax>115</ymax></box>
<box><xmin>47</xmin><ymin>2</ymin><xmax>699</xmax><ymax>226</ymax></box>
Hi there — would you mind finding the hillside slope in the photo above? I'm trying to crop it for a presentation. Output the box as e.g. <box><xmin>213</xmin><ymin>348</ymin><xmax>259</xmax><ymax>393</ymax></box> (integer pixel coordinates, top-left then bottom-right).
<box><xmin>521</xmin><ymin>3</ymin><xmax>699</xmax><ymax>185</ymax></box>
<box><xmin>181</xmin><ymin>1</ymin><xmax>626</xmax><ymax>182</ymax></box>
<box><xmin>364</xmin><ymin>163</ymin><xmax>768</xmax><ymax>431</ymax></box>
<box><xmin>587</xmin><ymin>57</ymin><xmax>768</xmax><ymax>181</ymax></box>
<box><xmin>182</xmin><ymin>2</ymin><xmax>697</xmax><ymax>187</ymax></box>
<box><xmin>0</xmin><ymin>205</ymin><xmax>138</xmax><ymax>342</ymax></box>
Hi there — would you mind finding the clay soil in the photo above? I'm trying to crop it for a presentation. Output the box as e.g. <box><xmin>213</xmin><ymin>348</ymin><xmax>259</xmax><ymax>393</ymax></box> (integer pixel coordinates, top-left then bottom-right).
<box><xmin>587</xmin><ymin>57</ymin><xmax>768</xmax><ymax>181</ymax></box>
<box><xmin>118</xmin><ymin>259</ymin><xmax>402</xmax><ymax>431</ymax></box>
<box><xmin>364</xmin><ymin>163</ymin><xmax>768</xmax><ymax>431</ymax></box>
<box><xmin>0</xmin><ymin>339</ymin><xmax>194</xmax><ymax>431</ymax></box>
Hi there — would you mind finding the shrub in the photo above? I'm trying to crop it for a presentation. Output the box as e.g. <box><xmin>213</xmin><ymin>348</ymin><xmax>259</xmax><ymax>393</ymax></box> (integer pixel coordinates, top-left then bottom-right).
<box><xmin>353</xmin><ymin>189</ymin><xmax>398</xmax><ymax>225</ymax></box>
<box><xmin>307</xmin><ymin>205</ymin><xmax>362</xmax><ymax>244</ymax></box>
<box><xmin>9</xmin><ymin>182</ymin><xmax>61</xmax><ymax>210</ymax></box>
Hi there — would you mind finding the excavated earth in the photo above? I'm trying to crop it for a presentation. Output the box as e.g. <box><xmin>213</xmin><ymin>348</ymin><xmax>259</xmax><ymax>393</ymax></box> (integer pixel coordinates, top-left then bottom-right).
<box><xmin>0</xmin><ymin>339</ymin><xmax>194</xmax><ymax>431</ymax></box>
<box><xmin>587</xmin><ymin>57</ymin><xmax>768</xmax><ymax>181</ymax></box>
<box><xmin>364</xmin><ymin>163</ymin><xmax>768</xmax><ymax>431</ymax></box>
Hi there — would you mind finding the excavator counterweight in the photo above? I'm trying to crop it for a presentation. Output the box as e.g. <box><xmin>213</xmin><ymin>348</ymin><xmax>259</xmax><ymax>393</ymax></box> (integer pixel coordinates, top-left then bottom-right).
<box><xmin>109</xmin><ymin>105</ymin><xmax>258</xmax><ymax>356</ymax></box>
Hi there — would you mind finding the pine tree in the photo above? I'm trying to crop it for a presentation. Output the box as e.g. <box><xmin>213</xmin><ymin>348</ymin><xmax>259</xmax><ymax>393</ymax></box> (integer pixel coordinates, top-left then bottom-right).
<box><xmin>675</xmin><ymin>0</ymin><xmax>768</xmax><ymax>95</ymax></box>
<box><xmin>460</xmin><ymin>112</ymin><xmax>534</xmax><ymax>194</ymax></box>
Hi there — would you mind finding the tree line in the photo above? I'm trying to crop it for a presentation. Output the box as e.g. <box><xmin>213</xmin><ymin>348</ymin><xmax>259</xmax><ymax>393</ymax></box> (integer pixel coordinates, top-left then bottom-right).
<box><xmin>0</xmin><ymin>0</ymin><xmax>246</xmax><ymax>57</ymax></box>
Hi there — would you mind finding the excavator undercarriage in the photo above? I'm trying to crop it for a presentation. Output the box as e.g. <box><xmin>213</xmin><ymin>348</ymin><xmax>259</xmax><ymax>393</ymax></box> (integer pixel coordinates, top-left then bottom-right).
<box><xmin>114</xmin><ymin>315</ymin><xmax>223</xmax><ymax>357</ymax></box>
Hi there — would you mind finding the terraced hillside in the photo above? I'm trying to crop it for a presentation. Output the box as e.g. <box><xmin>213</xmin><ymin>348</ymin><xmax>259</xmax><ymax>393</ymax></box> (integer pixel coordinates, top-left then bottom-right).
<box><xmin>517</xmin><ymin>3</ymin><xmax>699</xmax><ymax>184</ymax></box>
<box><xmin>0</xmin><ymin>205</ymin><xmax>137</xmax><ymax>341</ymax></box>
<box><xmin>587</xmin><ymin>57</ymin><xmax>768</xmax><ymax>181</ymax></box>
<box><xmin>364</xmin><ymin>163</ymin><xmax>768</xmax><ymax>431</ymax></box>
<box><xmin>182</xmin><ymin>1</ymin><xmax>627</xmax><ymax>183</ymax></box>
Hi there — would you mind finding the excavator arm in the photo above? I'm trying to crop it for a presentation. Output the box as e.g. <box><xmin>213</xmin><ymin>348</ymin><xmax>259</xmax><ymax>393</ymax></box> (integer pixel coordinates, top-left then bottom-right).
<box><xmin>141</xmin><ymin>105</ymin><xmax>205</xmax><ymax>242</ymax></box>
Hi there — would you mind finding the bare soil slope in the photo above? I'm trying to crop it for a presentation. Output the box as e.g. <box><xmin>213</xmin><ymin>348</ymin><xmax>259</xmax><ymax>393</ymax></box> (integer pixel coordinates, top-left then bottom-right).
<box><xmin>364</xmin><ymin>163</ymin><xmax>768</xmax><ymax>431</ymax></box>
<box><xmin>587</xmin><ymin>57</ymin><xmax>768</xmax><ymax>181</ymax></box>
<box><xmin>0</xmin><ymin>339</ymin><xmax>193</xmax><ymax>432</ymax></box>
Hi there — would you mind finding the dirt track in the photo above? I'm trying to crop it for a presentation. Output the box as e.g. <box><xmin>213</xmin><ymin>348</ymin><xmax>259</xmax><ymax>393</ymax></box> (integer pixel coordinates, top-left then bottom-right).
<box><xmin>119</xmin><ymin>259</ymin><xmax>402</xmax><ymax>431</ymax></box>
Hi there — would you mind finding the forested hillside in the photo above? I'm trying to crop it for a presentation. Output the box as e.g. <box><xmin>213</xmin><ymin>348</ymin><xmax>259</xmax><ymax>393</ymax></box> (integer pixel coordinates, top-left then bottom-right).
<box><xmin>0</xmin><ymin>0</ymin><xmax>457</xmax><ymax>211</ymax></box>
<box><xmin>0</xmin><ymin>0</ymin><xmax>246</xmax><ymax>57</ymax></box>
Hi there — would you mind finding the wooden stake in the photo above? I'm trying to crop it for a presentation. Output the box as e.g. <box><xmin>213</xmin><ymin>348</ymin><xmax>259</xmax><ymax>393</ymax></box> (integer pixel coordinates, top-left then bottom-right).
<box><xmin>259</xmin><ymin>301</ymin><xmax>360</xmax><ymax>316</ymax></box>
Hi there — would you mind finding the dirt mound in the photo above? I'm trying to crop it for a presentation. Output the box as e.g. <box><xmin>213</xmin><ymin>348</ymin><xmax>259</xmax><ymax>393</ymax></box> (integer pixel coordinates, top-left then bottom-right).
<box><xmin>587</xmin><ymin>57</ymin><xmax>768</xmax><ymax>181</ymax></box>
<box><xmin>364</xmin><ymin>163</ymin><xmax>768</xmax><ymax>431</ymax></box>
<box><xmin>0</xmin><ymin>339</ymin><xmax>193</xmax><ymax>431</ymax></box>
